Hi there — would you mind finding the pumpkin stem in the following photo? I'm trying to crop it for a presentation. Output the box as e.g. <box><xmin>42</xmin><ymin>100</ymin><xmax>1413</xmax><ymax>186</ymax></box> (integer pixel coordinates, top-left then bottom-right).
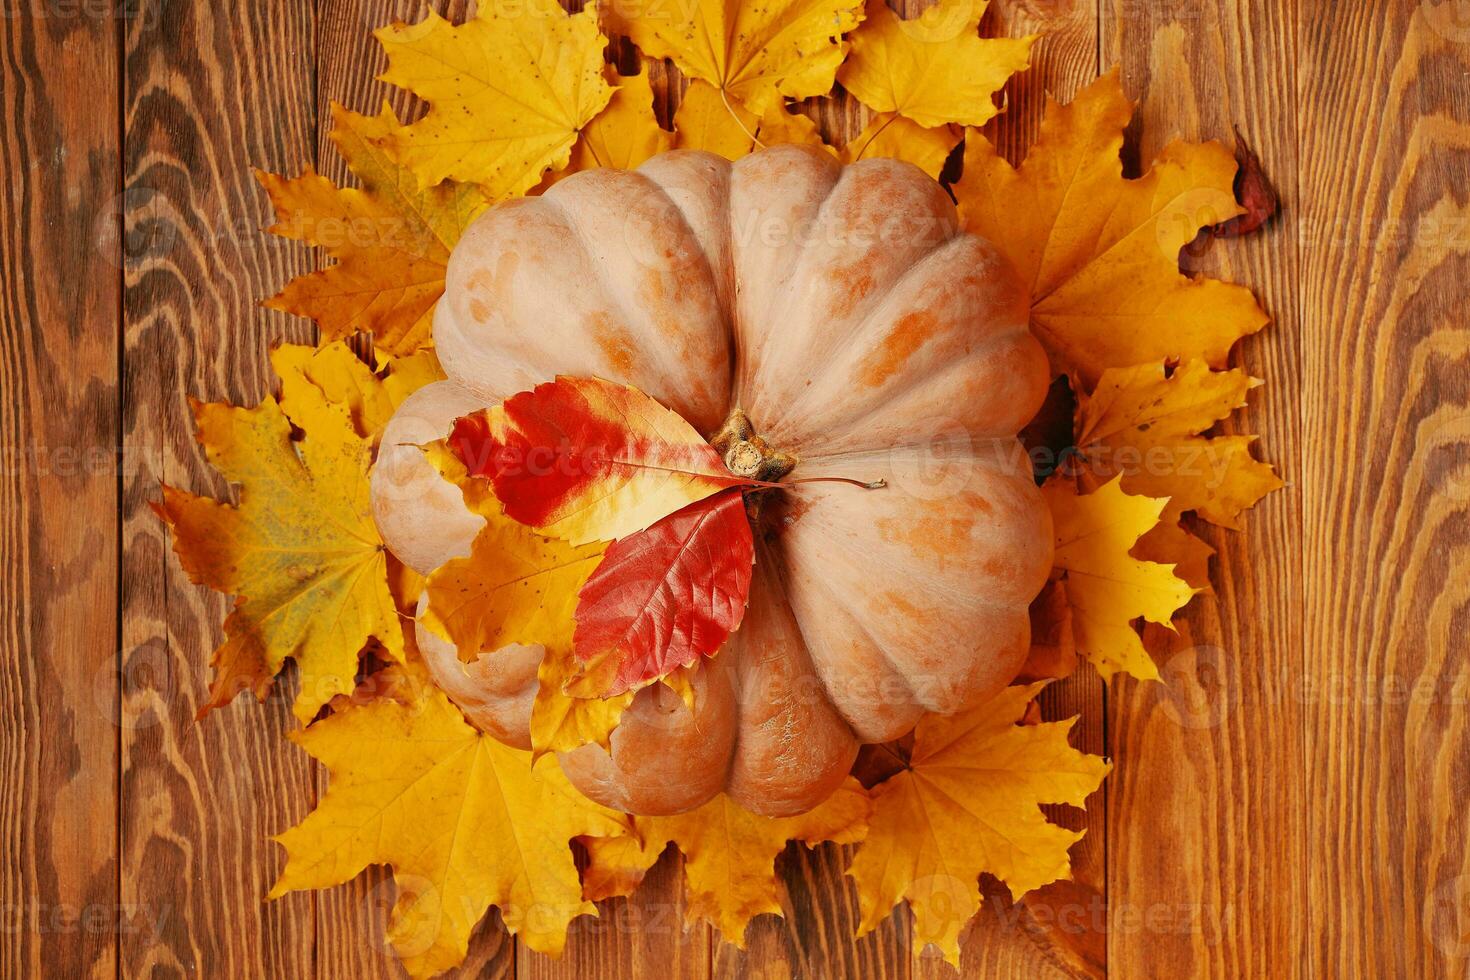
<box><xmin>711</xmin><ymin>409</ymin><xmax>886</xmax><ymax>492</ymax></box>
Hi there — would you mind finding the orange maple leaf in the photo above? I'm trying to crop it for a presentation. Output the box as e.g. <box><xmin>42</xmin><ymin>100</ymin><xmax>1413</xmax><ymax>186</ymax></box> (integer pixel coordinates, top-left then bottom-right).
<box><xmin>257</xmin><ymin>104</ymin><xmax>491</xmax><ymax>356</ymax></box>
<box><xmin>954</xmin><ymin>70</ymin><xmax>1268</xmax><ymax>384</ymax></box>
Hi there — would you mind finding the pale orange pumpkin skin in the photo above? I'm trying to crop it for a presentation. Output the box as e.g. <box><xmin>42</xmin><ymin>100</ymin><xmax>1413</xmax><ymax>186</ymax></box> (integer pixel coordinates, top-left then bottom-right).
<box><xmin>371</xmin><ymin>145</ymin><xmax>1053</xmax><ymax>817</ymax></box>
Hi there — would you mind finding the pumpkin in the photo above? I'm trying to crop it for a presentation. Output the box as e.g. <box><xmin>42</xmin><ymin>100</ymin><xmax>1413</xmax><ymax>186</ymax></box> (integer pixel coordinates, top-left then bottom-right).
<box><xmin>371</xmin><ymin>145</ymin><xmax>1053</xmax><ymax>817</ymax></box>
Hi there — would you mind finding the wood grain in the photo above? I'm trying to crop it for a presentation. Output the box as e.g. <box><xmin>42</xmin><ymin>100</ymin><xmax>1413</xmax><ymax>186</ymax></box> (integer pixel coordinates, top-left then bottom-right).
<box><xmin>119</xmin><ymin>0</ymin><xmax>318</xmax><ymax>975</ymax></box>
<box><xmin>8</xmin><ymin>0</ymin><xmax>1467</xmax><ymax>977</ymax></box>
<box><xmin>0</xmin><ymin>4</ymin><xmax>120</xmax><ymax>978</ymax></box>
<box><xmin>1297</xmin><ymin>4</ymin><xmax>1470</xmax><ymax>978</ymax></box>
<box><xmin>1099</xmin><ymin>1</ymin><xmax>1309</xmax><ymax>978</ymax></box>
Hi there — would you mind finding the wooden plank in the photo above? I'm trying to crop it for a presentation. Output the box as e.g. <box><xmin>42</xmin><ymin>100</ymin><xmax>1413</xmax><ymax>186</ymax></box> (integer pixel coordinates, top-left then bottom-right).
<box><xmin>525</xmin><ymin>848</ymin><xmax>712</xmax><ymax>980</ymax></box>
<box><xmin>309</xmin><ymin>2</ymin><xmax>516</xmax><ymax>973</ymax></box>
<box><xmin>0</xmin><ymin>4</ymin><xmax>120</xmax><ymax>978</ymax></box>
<box><xmin>119</xmin><ymin>0</ymin><xmax>319</xmax><ymax>974</ymax></box>
<box><xmin>1295</xmin><ymin>4</ymin><xmax>1470</xmax><ymax>977</ymax></box>
<box><xmin>1099</xmin><ymin>1</ymin><xmax>1306</xmax><ymax>977</ymax></box>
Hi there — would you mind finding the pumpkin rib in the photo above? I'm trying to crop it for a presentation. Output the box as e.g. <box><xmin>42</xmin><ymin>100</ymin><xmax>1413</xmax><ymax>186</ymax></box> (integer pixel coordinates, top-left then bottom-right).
<box><xmin>727</xmin><ymin>146</ymin><xmax>844</xmax><ymax>402</ymax></box>
<box><xmin>777</xmin><ymin>546</ymin><xmax>927</xmax><ymax>737</ymax></box>
<box><xmin>734</xmin><ymin>155</ymin><xmax>961</xmax><ymax>426</ymax></box>
<box><xmin>539</xmin><ymin>179</ymin><xmax>707</xmax><ymax>408</ymax></box>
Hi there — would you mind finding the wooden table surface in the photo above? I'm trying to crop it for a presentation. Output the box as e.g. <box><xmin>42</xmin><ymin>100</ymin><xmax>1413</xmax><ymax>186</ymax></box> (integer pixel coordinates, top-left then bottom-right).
<box><xmin>3</xmin><ymin>0</ymin><xmax>1468</xmax><ymax>976</ymax></box>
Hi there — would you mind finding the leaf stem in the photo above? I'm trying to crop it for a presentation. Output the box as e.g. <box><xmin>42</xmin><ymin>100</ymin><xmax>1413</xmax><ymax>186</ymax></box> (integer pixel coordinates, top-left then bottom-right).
<box><xmin>783</xmin><ymin>476</ymin><xmax>888</xmax><ymax>491</ymax></box>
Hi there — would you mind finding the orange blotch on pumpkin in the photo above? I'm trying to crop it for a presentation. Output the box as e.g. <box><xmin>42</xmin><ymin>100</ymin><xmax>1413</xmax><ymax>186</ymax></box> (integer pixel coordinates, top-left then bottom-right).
<box><xmin>875</xmin><ymin>511</ymin><xmax>977</xmax><ymax>564</ymax></box>
<box><xmin>857</xmin><ymin>310</ymin><xmax>941</xmax><ymax>387</ymax></box>
<box><xmin>593</xmin><ymin>320</ymin><xmax>637</xmax><ymax>376</ymax></box>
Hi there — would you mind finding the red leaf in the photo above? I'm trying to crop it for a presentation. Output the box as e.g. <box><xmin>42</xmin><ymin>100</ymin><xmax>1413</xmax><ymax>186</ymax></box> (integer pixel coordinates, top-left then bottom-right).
<box><xmin>1211</xmin><ymin>126</ymin><xmax>1279</xmax><ymax>239</ymax></box>
<box><xmin>450</xmin><ymin>376</ymin><xmax>745</xmax><ymax>545</ymax></box>
<box><xmin>572</xmin><ymin>490</ymin><xmax>755</xmax><ymax>695</ymax></box>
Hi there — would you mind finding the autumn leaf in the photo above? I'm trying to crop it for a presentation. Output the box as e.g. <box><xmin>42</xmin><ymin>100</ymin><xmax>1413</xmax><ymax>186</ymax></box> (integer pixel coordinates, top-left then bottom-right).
<box><xmin>449</xmin><ymin>376</ymin><xmax>747</xmax><ymax>545</ymax></box>
<box><xmin>420</xmin><ymin>447</ymin><xmax>606</xmax><ymax>662</ymax></box>
<box><xmin>1134</xmin><ymin>518</ymin><xmax>1214</xmax><ymax>592</ymax></box>
<box><xmin>270</xmin><ymin>690</ymin><xmax>630</xmax><ymax>977</ymax></box>
<box><xmin>153</xmin><ymin>351</ymin><xmax>403</xmax><ymax>722</ymax></box>
<box><xmin>1018</xmin><ymin>578</ymin><xmax>1077</xmax><ymax>683</ymax></box>
<box><xmin>257</xmin><ymin>104</ymin><xmax>490</xmax><ymax>356</ymax></box>
<box><xmin>529</xmin><ymin>645</ymin><xmax>634</xmax><ymax>757</ymax></box>
<box><xmin>1043</xmin><ymin>477</ymin><xmax>1196</xmax><ymax>680</ymax></box>
<box><xmin>572</xmin><ymin>490</ymin><xmax>755</xmax><ymax>696</ymax></box>
<box><xmin>1210</xmin><ymin>126</ymin><xmax>1279</xmax><ymax>239</ymax></box>
<box><xmin>673</xmin><ymin>80</ymin><xmax>830</xmax><ymax>160</ymax></box>
<box><xmin>608</xmin><ymin>0</ymin><xmax>863</xmax><ymax>114</ymax></box>
<box><xmin>375</xmin><ymin>1</ymin><xmax>614</xmax><ymax>194</ymax></box>
<box><xmin>847</xmin><ymin>683</ymin><xmax>1109</xmax><ymax>965</ymax></box>
<box><xmin>954</xmin><ymin>70</ymin><xmax>1268</xmax><ymax>384</ymax></box>
<box><xmin>419</xmin><ymin>446</ymin><xmax>631</xmax><ymax>754</ymax></box>
<box><xmin>580</xmin><ymin>778</ymin><xmax>869</xmax><ymax>945</ymax></box>
<box><xmin>839</xmin><ymin>112</ymin><xmax>959</xmax><ymax>178</ymax></box>
<box><xmin>836</xmin><ymin>0</ymin><xmax>1033</xmax><ymax>128</ymax></box>
<box><xmin>1074</xmin><ymin>359</ymin><xmax>1282</xmax><ymax>528</ymax></box>
<box><xmin>271</xmin><ymin>341</ymin><xmax>443</xmax><ymax>446</ymax></box>
<box><xmin>539</xmin><ymin>67</ymin><xmax>673</xmax><ymax>186</ymax></box>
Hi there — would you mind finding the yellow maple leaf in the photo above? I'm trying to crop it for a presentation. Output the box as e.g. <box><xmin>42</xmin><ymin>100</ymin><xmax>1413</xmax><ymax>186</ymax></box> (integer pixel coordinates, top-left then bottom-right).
<box><xmin>529</xmin><ymin>644</ymin><xmax>634</xmax><ymax>758</ymax></box>
<box><xmin>580</xmin><ymin>778</ymin><xmax>869</xmax><ymax>945</ymax></box>
<box><xmin>1043</xmin><ymin>476</ymin><xmax>1196</xmax><ymax>680</ymax></box>
<box><xmin>1075</xmin><ymin>359</ymin><xmax>1283</xmax><ymax>528</ymax></box>
<box><xmin>420</xmin><ymin>448</ymin><xmax>608</xmax><ymax>657</ymax></box>
<box><xmin>836</xmin><ymin>0</ymin><xmax>1033</xmax><ymax>128</ymax></box>
<box><xmin>673</xmin><ymin>80</ymin><xmax>831</xmax><ymax>161</ymax></box>
<box><xmin>420</xmin><ymin>447</ymin><xmax>630</xmax><ymax>753</ymax></box>
<box><xmin>609</xmin><ymin>0</ymin><xmax>862</xmax><ymax>114</ymax></box>
<box><xmin>839</xmin><ymin>112</ymin><xmax>959</xmax><ymax>178</ymax></box>
<box><xmin>270</xmin><ymin>690</ymin><xmax>630</xmax><ymax>977</ymax></box>
<box><xmin>847</xmin><ymin>683</ymin><xmax>1109</xmax><ymax>965</ymax></box>
<box><xmin>1134</xmin><ymin>518</ymin><xmax>1214</xmax><ymax>591</ymax></box>
<box><xmin>271</xmin><ymin>342</ymin><xmax>443</xmax><ymax>446</ymax></box>
<box><xmin>376</xmin><ymin>1</ymin><xmax>614</xmax><ymax>194</ymax></box>
<box><xmin>954</xmin><ymin>70</ymin><xmax>1268</xmax><ymax>384</ymax></box>
<box><xmin>257</xmin><ymin>104</ymin><xmax>491</xmax><ymax>356</ymax></box>
<box><xmin>540</xmin><ymin>67</ymin><xmax>673</xmax><ymax>186</ymax></box>
<box><xmin>154</xmin><ymin>352</ymin><xmax>404</xmax><ymax>722</ymax></box>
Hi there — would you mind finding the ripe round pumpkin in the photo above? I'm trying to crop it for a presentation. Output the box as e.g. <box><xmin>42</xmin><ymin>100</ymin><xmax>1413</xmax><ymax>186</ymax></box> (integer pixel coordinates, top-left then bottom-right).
<box><xmin>372</xmin><ymin>145</ymin><xmax>1053</xmax><ymax>818</ymax></box>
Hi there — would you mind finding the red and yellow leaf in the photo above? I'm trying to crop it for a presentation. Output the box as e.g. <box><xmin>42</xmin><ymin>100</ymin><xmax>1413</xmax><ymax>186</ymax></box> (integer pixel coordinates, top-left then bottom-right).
<box><xmin>449</xmin><ymin>376</ymin><xmax>746</xmax><ymax>545</ymax></box>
